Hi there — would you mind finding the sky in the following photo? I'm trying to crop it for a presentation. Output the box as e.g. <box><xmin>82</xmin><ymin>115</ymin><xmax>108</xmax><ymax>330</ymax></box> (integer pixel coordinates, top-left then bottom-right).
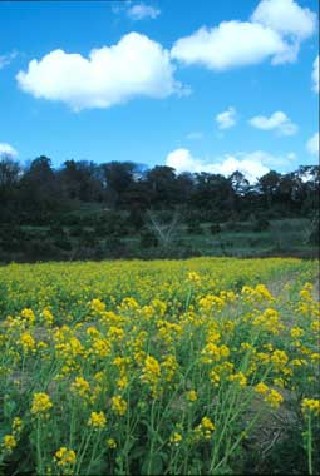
<box><xmin>0</xmin><ymin>0</ymin><xmax>319</xmax><ymax>183</ymax></box>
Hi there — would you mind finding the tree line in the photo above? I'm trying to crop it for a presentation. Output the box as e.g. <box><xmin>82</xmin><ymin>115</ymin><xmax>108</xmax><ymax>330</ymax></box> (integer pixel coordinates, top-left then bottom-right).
<box><xmin>0</xmin><ymin>155</ymin><xmax>318</xmax><ymax>262</ymax></box>
<box><xmin>1</xmin><ymin>155</ymin><xmax>319</xmax><ymax>224</ymax></box>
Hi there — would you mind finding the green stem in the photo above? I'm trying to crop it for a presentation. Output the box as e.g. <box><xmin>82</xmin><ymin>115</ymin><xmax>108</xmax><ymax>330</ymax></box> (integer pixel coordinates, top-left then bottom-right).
<box><xmin>36</xmin><ymin>418</ymin><xmax>43</xmax><ymax>475</ymax></box>
<box><xmin>308</xmin><ymin>414</ymin><xmax>313</xmax><ymax>476</ymax></box>
<box><xmin>75</xmin><ymin>429</ymin><xmax>93</xmax><ymax>476</ymax></box>
<box><xmin>211</xmin><ymin>405</ymin><xmax>264</xmax><ymax>474</ymax></box>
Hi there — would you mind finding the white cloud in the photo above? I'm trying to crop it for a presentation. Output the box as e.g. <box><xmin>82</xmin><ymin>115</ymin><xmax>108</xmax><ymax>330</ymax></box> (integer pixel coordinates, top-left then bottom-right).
<box><xmin>286</xmin><ymin>152</ymin><xmax>296</xmax><ymax>161</ymax></box>
<box><xmin>248</xmin><ymin>110</ymin><xmax>298</xmax><ymax>135</ymax></box>
<box><xmin>127</xmin><ymin>3</ymin><xmax>161</xmax><ymax>20</ymax></box>
<box><xmin>186</xmin><ymin>132</ymin><xmax>203</xmax><ymax>140</ymax></box>
<box><xmin>251</xmin><ymin>0</ymin><xmax>316</xmax><ymax>40</ymax></box>
<box><xmin>0</xmin><ymin>51</ymin><xmax>17</xmax><ymax>69</ymax></box>
<box><xmin>171</xmin><ymin>21</ymin><xmax>290</xmax><ymax>70</ymax></box>
<box><xmin>16</xmin><ymin>33</ymin><xmax>184</xmax><ymax>111</ymax></box>
<box><xmin>165</xmin><ymin>148</ymin><xmax>278</xmax><ymax>183</ymax></box>
<box><xmin>171</xmin><ymin>0</ymin><xmax>316</xmax><ymax>70</ymax></box>
<box><xmin>216</xmin><ymin>107</ymin><xmax>237</xmax><ymax>129</ymax></box>
<box><xmin>0</xmin><ymin>143</ymin><xmax>18</xmax><ymax>159</ymax></box>
<box><xmin>306</xmin><ymin>132</ymin><xmax>319</xmax><ymax>156</ymax></box>
<box><xmin>312</xmin><ymin>55</ymin><xmax>319</xmax><ymax>94</ymax></box>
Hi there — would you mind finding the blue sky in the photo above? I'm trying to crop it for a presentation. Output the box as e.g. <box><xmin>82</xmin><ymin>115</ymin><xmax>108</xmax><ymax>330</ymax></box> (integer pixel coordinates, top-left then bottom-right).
<box><xmin>0</xmin><ymin>0</ymin><xmax>319</xmax><ymax>182</ymax></box>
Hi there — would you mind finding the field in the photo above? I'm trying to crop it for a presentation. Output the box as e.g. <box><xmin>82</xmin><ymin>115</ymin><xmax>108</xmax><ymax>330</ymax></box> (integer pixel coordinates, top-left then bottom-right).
<box><xmin>0</xmin><ymin>258</ymin><xmax>319</xmax><ymax>475</ymax></box>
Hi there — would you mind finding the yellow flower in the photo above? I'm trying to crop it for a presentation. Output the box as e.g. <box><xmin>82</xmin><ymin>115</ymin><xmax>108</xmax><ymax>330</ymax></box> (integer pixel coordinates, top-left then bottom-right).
<box><xmin>91</xmin><ymin>337</ymin><xmax>111</xmax><ymax>358</ymax></box>
<box><xmin>264</xmin><ymin>389</ymin><xmax>284</xmax><ymax>408</ymax></box>
<box><xmin>31</xmin><ymin>392</ymin><xmax>53</xmax><ymax>416</ymax></box>
<box><xmin>241</xmin><ymin>342</ymin><xmax>253</xmax><ymax>351</ymax></box>
<box><xmin>169</xmin><ymin>432</ymin><xmax>183</xmax><ymax>446</ymax></box>
<box><xmin>117</xmin><ymin>374</ymin><xmax>129</xmax><ymax>390</ymax></box>
<box><xmin>107</xmin><ymin>326</ymin><xmax>125</xmax><ymax>340</ymax></box>
<box><xmin>228</xmin><ymin>371</ymin><xmax>247</xmax><ymax>387</ymax></box>
<box><xmin>270</xmin><ymin>350</ymin><xmax>288</xmax><ymax>369</ymax></box>
<box><xmin>310</xmin><ymin>352</ymin><xmax>320</xmax><ymax>362</ymax></box>
<box><xmin>88</xmin><ymin>411</ymin><xmax>106</xmax><ymax>429</ymax></box>
<box><xmin>12</xmin><ymin>417</ymin><xmax>23</xmax><ymax>435</ymax></box>
<box><xmin>255</xmin><ymin>382</ymin><xmax>269</xmax><ymax>394</ymax></box>
<box><xmin>70</xmin><ymin>376</ymin><xmax>90</xmax><ymax>397</ymax></box>
<box><xmin>19</xmin><ymin>331</ymin><xmax>36</xmax><ymax>352</ymax></box>
<box><xmin>141</xmin><ymin>355</ymin><xmax>161</xmax><ymax>396</ymax></box>
<box><xmin>301</xmin><ymin>398</ymin><xmax>320</xmax><ymax>416</ymax></box>
<box><xmin>194</xmin><ymin>416</ymin><xmax>216</xmax><ymax>440</ymax></box>
<box><xmin>201</xmin><ymin>417</ymin><xmax>215</xmax><ymax>431</ymax></box>
<box><xmin>54</xmin><ymin>447</ymin><xmax>76</xmax><ymax>467</ymax></box>
<box><xmin>20</xmin><ymin>308</ymin><xmax>35</xmax><ymax>325</ymax></box>
<box><xmin>42</xmin><ymin>308</ymin><xmax>54</xmax><ymax>326</ymax></box>
<box><xmin>186</xmin><ymin>390</ymin><xmax>197</xmax><ymax>402</ymax></box>
<box><xmin>91</xmin><ymin>298</ymin><xmax>105</xmax><ymax>313</ymax></box>
<box><xmin>210</xmin><ymin>370</ymin><xmax>221</xmax><ymax>386</ymax></box>
<box><xmin>161</xmin><ymin>355</ymin><xmax>178</xmax><ymax>383</ymax></box>
<box><xmin>107</xmin><ymin>438</ymin><xmax>117</xmax><ymax>448</ymax></box>
<box><xmin>187</xmin><ymin>272</ymin><xmax>201</xmax><ymax>284</ymax></box>
<box><xmin>201</xmin><ymin>343</ymin><xmax>230</xmax><ymax>363</ymax></box>
<box><xmin>290</xmin><ymin>327</ymin><xmax>304</xmax><ymax>339</ymax></box>
<box><xmin>2</xmin><ymin>435</ymin><xmax>16</xmax><ymax>452</ymax></box>
<box><xmin>111</xmin><ymin>396</ymin><xmax>127</xmax><ymax>416</ymax></box>
<box><xmin>273</xmin><ymin>377</ymin><xmax>285</xmax><ymax>388</ymax></box>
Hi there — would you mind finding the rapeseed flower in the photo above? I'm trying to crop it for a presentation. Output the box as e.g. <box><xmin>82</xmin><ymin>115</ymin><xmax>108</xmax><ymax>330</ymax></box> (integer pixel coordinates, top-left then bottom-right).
<box><xmin>54</xmin><ymin>447</ymin><xmax>76</xmax><ymax>467</ymax></box>
<box><xmin>2</xmin><ymin>435</ymin><xmax>16</xmax><ymax>452</ymax></box>
<box><xmin>88</xmin><ymin>411</ymin><xmax>106</xmax><ymax>429</ymax></box>
<box><xmin>30</xmin><ymin>392</ymin><xmax>53</xmax><ymax>417</ymax></box>
<box><xmin>111</xmin><ymin>396</ymin><xmax>127</xmax><ymax>416</ymax></box>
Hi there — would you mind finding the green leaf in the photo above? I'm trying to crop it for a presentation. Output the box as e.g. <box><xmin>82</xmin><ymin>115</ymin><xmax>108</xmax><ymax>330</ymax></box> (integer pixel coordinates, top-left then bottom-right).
<box><xmin>141</xmin><ymin>454</ymin><xmax>164</xmax><ymax>476</ymax></box>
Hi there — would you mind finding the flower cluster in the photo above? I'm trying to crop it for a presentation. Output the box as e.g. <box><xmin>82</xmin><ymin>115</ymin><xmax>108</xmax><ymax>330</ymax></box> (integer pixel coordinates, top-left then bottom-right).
<box><xmin>194</xmin><ymin>417</ymin><xmax>216</xmax><ymax>440</ymax></box>
<box><xmin>301</xmin><ymin>398</ymin><xmax>320</xmax><ymax>416</ymax></box>
<box><xmin>88</xmin><ymin>411</ymin><xmax>106</xmax><ymax>429</ymax></box>
<box><xmin>30</xmin><ymin>392</ymin><xmax>53</xmax><ymax>417</ymax></box>
<box><xmin>54</xmin><ymin>447</ymin><xmax>76</xmax><ymax>467</ymax></box>
<box><xmin>111</xmin><ymin>396</ymin><xmax>127</xmax><ymax>416</ymax></box>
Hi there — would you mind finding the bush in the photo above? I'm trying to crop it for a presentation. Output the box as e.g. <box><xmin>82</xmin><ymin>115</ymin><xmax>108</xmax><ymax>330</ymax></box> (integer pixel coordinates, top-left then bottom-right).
<box><xmin>140</xmin><ymin>230</ymin><xmax>158</xmax><ymax>248</ymax></box>
<box><xmin>252</xmin><ymin>217</ymin><xmax>270</xmax><ymax>232</ymax></box>
<box><xmin>187</xmin><ymin>218</ymin><xmax>203</xmax><ymax>234</ymax></box>
<box><xmin>54</xmin><ymin>237</ymin><xmax>73</xmax><ymax>251</ymax></box>
<box><xmin>210</xmin><ymin>223</ymin><xmax>221</xmax><ymax>234</ymax></box>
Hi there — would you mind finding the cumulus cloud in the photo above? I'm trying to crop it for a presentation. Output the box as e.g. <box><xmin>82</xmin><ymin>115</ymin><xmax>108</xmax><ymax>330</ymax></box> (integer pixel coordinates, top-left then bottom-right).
<box><xmin>171</xmin><ymin>22</ymin><xmax>289</xmax><ymax>69</ymax></box>
<box><xmin>165</xmin><ymin>148</ymin><xmax>289</xmax><ymax>183</ymax></box>
<box><xmin>312</xmin><ymin>55</ymin><xmax>319</xmax><ymax>94</ymax></box>
<box><xmin>306</xmin><ymin>132</ymin><xmax>319</xmax><ymax>156</ymax></box>
<box><xmin>251</xmin><ymin>0</ymin><xmax>316</xmax><ymax>40</ymax></box>
<box><xmin>216</xmin><ymin>107</ymin><xmax>237</xmax><ymax>129</ymax></box>
<box><xmin>16</xmin><ymin>33</ymin><xmax>184</xmax><ymax>111</ymax></box>
<box><xmin>248</xmin><ymin>111</ymin><xmax>298</xmax><ymax>135</ymax></box>
<box><xmin>171</xmin><ymin>0</ymin><xmax>316</xmax><ymax>69</ymax></box>
<box><xmin>127</xmin><ymin>3</ymin><xmax>161</xmax><ymax>20</ymax></box>
<box><xmin>0</xmin><ymin>143</ymin><xmax>18</xmax><ymax>159</ymax></box>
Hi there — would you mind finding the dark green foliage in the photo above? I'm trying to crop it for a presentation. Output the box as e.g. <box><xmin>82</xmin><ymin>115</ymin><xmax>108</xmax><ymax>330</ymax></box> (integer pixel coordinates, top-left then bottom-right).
<box><xmin>140</xmin><ymin>229</ymin><xmax>158</xmax><ymax>248</ymax></box>
<box><xmin>210</xmin><ymin>223</ymin><xmax>222</xmax><ymax>234</ymax></box>
<box><xmin>187</xmin><ymin>218</ymin><xmax>203</xmax><ymax>234</ymax></box>
<box><xmin>0</xmin><ymin>156</ymin><xmax>318</xmax><ymax>261</ymax></box>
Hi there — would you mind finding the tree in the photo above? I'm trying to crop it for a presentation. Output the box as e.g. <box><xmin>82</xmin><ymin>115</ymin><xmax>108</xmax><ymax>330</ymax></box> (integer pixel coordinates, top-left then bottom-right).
<box><xmin>145</xmin><ymin>166</ymin><xmax>177</xmax><ymax>207</ymax></box>
<box><xmin>0</xmin><ymin>156</ymin><xmax>21</xmax><ymax>222</ymax></box>
<box><xmin>259</xmin><ymin>170</ymin><xmax>280</xmax><ymax>207</ymax></box>
<box><xmin>102</xmin><ymin>162</ymin><xmax>136</xmax><ymax>206</ymax></box>
<box><xmin>146</xmin><ymin>209</ymin><xmax>181</xmax><ymax>248</ymax></box>
<box><xmin>19</xmin><ymin>155</ymin><xmax>63</xmax><ymax>222</ymax></box>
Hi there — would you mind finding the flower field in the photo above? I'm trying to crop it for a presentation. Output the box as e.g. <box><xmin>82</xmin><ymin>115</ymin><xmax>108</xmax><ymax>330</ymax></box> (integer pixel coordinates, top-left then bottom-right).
<box><xmin>0</xmin><ymin>258</ymin><xmax>319</xmax><ymax>475</ymax></box>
